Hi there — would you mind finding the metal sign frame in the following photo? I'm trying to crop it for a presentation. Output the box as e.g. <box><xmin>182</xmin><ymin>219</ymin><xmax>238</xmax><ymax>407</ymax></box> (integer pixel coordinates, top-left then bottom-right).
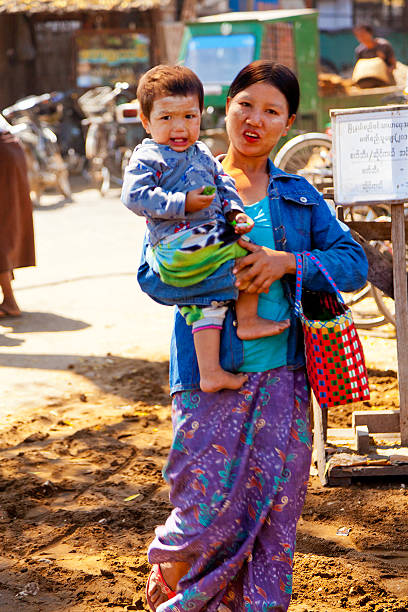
<box><xmin>330</xmin><ymin>104</ymin><xmax>408</xmax><ymax>447</ymax></box>
<box><xmin>331</xmin><ymin>104</ymin><xmax>408</xmax><ymax>206</ymax></box>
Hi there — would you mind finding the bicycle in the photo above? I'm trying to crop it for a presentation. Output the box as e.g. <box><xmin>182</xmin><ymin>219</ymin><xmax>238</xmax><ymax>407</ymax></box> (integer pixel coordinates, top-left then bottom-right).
<box><xmin>274</xmin><ymin>132</ymin><xmax>401</xmax><ymax>330</ymax></box>
<box><xmin>78</xmin><ymin>83</ymin><xmax>144</xmax><ymax>196</ymax></box>
<box><xmin>3</xmin><ymin>94</ymin><xmax>72</xmax><ymax>206</ymax></box>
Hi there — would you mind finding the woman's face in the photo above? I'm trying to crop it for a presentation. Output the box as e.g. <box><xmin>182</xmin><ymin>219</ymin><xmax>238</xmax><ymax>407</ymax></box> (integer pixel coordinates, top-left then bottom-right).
<box><xmin>225</xmin><ymin>82</ymin><xmax>296</xmax><ymax>158</ymax></box>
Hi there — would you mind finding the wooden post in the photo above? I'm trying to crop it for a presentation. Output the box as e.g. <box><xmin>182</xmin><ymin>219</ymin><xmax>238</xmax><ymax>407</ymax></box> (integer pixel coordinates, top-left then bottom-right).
<box><xmin>391</xmin><ymin>203</ymin><xmax>408</xmax><ymax>445</ymax></box>
<box><xmin>312</xmin><ymin>395</ymin><xmax>328</xmax><ymax>486</ymax></box>
<box><xmin>180</xmin><ymin>0</ymin><xmax>197</xmax><ymax>22</ymax></box>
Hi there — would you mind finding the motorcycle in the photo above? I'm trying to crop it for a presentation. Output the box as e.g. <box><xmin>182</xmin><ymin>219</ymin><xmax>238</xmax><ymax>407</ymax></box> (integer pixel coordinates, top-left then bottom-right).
<box><xmin>38</xmin><ymin>91</ymin><xmax>87</xmax><ymax>175</ymax></box>
<box><xmin>78</xmin><ymin>82</ymin><xmax>145</xmax><ymax>196</ymax></box>
<box><xmin>3</xmin><ymin>94</ymin><xmax>72</xmax><ymax>206</ymax></box>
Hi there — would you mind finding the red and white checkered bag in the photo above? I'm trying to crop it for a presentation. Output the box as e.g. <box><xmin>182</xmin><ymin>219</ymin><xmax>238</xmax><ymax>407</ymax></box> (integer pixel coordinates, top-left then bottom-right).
<box><xmin>294</xmin><ymin>252</ymin><xmax>370</xmax><ymax>410</ymax></box>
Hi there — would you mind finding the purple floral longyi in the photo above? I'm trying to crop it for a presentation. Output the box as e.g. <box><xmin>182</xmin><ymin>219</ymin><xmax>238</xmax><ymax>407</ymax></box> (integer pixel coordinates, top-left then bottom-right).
<box><xmin>148</xmin><ymin>367</ymin><xmax>312</xmax><ymax>611</ymax></box>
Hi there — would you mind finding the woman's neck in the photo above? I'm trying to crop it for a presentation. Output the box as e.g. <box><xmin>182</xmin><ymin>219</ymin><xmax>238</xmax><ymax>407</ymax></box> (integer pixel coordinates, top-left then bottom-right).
<box><xmin>222</xmin><ymin>149</ymin><xmax>270</xmax><ymax>206</ymax></box>
<box><xmin>223</xmin><ymin>148</ymin><xmax>269</xmax><ymax>174</ymax></box>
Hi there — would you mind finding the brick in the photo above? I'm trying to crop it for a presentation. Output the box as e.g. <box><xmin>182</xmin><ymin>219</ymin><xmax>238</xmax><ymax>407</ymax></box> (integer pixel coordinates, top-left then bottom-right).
<box><xmin>352</xmin><ymin>410</ymin><xmax>400</xmax><ymax>433</ymax></box>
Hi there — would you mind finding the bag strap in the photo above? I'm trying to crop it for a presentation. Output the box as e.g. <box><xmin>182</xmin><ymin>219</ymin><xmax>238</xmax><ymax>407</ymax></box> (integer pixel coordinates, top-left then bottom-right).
<box><xmin>294</xmin><ymin>253</ymin><xmax>304</xmax><ymax>316</ymax></box>
<box><xmin>294</xmin><ymin>251</ymin><xmax>345</xmax><ymax>316</ymax></box>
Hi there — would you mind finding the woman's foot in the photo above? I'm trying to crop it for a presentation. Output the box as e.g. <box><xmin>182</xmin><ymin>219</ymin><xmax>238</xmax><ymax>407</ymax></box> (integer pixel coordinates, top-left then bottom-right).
<box><xmin>146</xmin><ymin>562</ymin><xmax>189</xmax><ymax>610</ymax></box>
<box><xmin>237</xmin><ymin>317</ymin><xmax>290</xmax><ymax>341</ymax></box>
<box><xmin>200</xmin><ymin>369</ymin><xmax>248</xmax><ymax>393</ymax></box>
<box><xmin>0</xmin><ymin>271</ymin><xmax>21</xmax><ymax>317</ymax></box>
<box><xmin>0</xmin><ymin>305</ymin><xmax>21</xmax><ymax>318</ymax></box>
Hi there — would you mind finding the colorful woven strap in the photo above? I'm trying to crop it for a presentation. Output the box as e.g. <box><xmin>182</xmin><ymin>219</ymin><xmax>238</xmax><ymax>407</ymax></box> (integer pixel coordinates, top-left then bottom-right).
<box><xmin>294</xmin><ymin>251</ymin><xmax>345</xmax><ymax>316</ymax></box>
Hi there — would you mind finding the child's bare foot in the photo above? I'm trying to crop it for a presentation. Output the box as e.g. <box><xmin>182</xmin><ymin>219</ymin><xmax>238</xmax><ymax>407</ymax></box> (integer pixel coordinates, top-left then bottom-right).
<box><xmin>237</xmin><ymin>317</ymin><xmax>290</xmax><ymax>341</ymax></box>
<box><xmin>200</xmin><ymin>369</ymin><xmax>248</xmax><ymax>393</ymax></box>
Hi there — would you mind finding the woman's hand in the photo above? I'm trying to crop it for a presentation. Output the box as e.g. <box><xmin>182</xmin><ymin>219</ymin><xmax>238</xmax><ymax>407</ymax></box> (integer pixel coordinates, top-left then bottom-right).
<box><xmin>234</xmin><ymin>239</ymin><xmax>296</xmax><ymax>294</ymax></box>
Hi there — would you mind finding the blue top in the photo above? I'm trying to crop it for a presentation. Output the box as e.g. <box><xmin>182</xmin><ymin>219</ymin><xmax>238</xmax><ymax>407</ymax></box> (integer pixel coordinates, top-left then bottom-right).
<box><xmin>121</xmin><ymin>138</ymin><xmax>244</xmax><ymax>247</ymax></box>
<box><xmin>239</xmin><ymin>196</ymin><xmax>290</xmax><ymax>372</ymax></box>
<box><xmin>137</xmin><ymin>160</ymin><xmax>369</xmax><ymax>395</ymax></box>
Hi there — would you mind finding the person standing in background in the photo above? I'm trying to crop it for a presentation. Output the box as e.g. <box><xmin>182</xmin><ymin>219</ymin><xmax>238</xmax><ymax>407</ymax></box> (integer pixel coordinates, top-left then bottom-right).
<box><xmin>0</xmin><ymin>113</ymin><xmax>35</xmax><ymax>318</ymax></box>
<box><xmin>353</xmin><ymin>24</ymin><xmax>396</xmax><ymax>83</ymax></box>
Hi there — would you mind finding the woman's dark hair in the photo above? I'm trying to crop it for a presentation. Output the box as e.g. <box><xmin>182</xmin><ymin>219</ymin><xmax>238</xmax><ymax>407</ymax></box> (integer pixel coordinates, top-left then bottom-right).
<box><xmin>354</xmin><ymin>24</ymin><xmax>374</xmax><ymax>35</ymax></box>
<box><xmin>228</xmin><ymin>60</ymin><xmax>300</xmax><ymax>117</ymax></box>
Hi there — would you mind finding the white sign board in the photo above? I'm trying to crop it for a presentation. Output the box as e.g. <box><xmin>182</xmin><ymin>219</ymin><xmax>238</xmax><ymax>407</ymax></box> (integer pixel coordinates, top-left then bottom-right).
<box><xmin>331</xmin><ymin>105</ymin><xmax>408</xmax><ymax>204</ymax></box>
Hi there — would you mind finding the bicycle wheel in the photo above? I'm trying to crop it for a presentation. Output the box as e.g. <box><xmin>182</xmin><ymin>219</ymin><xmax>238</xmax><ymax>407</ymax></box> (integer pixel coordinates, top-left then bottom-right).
<box><xmin>273</xmin><ymin>133</ymin><xmax>332</xmax><ymax>192</ymax></box>
<box><xmin>342</xmin><ymin>205</ymin><xmax>396</xmax><ymax>329</ymax></box>
<box><xmin>100</xmin><ymin>166</ymin><xmax>110</xmax><ymax>197</ymax></box>
<box><xmin>86</xmin><ymin>124</ymin><xmax>110</xmax><ymax>195</ymax></box>
<box><xmin>342</xmin><ymin>284</ymin><xmax>388</xmax><ymax>329</ymax></box>
<box><xmin>56</xmin><ymin>166</ymin><xmax>72</xmax><ymax>200</ymax></box>
<box><xmin>372</xmin><ymin>286</ymin><xmax>396</xmax><ymax>327</ymax></box>
<box><xmin>201</xmin><ymin>129</ymin><xmax>229</xmax><ymax>157</ymax></box>
<box><xmin>52</xmin><ymin>152</ymin><xmax>72</xmax><ymax>199</ymax></box>
<box><xmin>367</xmin><ymin>222</ymin><xmax>408</xmax><ymax>329</ymax></box>
<box><xmin>121</xmin><ymin>148</ymin><xmax>132</xmax><ymax>174</ymax></box>
<box><xmin>105</xmin><ymin>146</ymin><xmax>126</xmax><ymax>187</ymax></box>
<box><xmin>343</xmin><ymin>204</ymin><xmax>391</xmax><ymax>223</ymax></box>
<box><xmin>353</xmin><ymin>207</ymin><xmax>403</xmax><ymax>329</ymax></box>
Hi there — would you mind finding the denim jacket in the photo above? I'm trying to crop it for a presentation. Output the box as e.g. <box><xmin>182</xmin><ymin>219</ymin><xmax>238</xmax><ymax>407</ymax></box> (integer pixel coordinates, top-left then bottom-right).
<box><xmin>137</xmin><ymin>161</ymin><xmax>368</xmax><ymax>394</ymax></box>
<box><xmin>121</xmin><ymin>138</ymin><xmax>244</xmax><ymax>246</ymax></box>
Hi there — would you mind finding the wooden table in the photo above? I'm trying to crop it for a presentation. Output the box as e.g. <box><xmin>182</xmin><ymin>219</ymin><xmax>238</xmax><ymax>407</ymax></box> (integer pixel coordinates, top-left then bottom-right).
<box><xmin>313</xmin><ymin>194</ymin><xmax>408</xmax><ymax>485</ymax></box>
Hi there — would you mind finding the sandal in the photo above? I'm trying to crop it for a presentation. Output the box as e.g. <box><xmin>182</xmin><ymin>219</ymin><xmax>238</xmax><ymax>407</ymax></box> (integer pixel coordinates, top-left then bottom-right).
<box><xmin>146</xmin><ymin>564</ymin><xmax>176</xmax><ymax>611</ymax></box>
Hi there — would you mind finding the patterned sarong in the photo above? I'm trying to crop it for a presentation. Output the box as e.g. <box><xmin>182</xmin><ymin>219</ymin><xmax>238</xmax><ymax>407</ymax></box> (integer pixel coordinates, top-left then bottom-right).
<box><xmin>148</xmin><ymin>367</ymin><xmax>312</xmax><ymax>611</ymax></box>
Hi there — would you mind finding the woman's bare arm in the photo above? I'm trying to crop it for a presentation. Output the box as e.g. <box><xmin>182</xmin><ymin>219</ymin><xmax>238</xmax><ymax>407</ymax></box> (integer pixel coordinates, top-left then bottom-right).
<box><xmin>233</xmin><ymin>239</ymin><xmax>296</xmax><ymax>294</ymax></box>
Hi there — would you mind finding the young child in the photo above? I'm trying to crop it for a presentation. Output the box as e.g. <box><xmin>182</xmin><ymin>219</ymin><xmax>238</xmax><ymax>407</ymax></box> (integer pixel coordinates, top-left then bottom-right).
<box><xmin>121</xmin><ymin>65</ymin><xmax>289</xmax><ymax>392</ymax></box>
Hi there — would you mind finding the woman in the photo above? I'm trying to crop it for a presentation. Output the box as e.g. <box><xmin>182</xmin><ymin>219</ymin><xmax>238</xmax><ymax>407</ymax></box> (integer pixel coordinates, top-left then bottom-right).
<box><xmin>0</xmin><ymin>114</ymin><xmax>35</xmax><ymax>317</ymax></box>
<box><xmin>139</xmin><ymin>61</ymin><xmax>367</xmax><ymax>611</ymax></box>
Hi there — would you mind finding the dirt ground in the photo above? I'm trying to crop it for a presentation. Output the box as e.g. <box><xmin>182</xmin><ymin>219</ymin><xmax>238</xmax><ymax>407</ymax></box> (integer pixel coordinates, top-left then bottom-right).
<box><xmin>1</xmin><ymin>175</ymin><xmax>405</xmax><ymax>611</ymax></box>
<box><xmin>0</xmin><ymin>354</ymin><xmax>407</xmax><ymax>612</ymax></box>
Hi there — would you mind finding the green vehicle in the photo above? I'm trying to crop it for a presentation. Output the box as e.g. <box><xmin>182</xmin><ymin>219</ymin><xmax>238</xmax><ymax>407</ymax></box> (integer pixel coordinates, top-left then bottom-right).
<box><xmin>179</xmin><ymin>8</ymin><xmax>405</xmax><ymax>177</ymax></box>
<box><xmin>180</xmin><ymin>9</ymin><xmax>319</xmax><ymax>149</ymax></box>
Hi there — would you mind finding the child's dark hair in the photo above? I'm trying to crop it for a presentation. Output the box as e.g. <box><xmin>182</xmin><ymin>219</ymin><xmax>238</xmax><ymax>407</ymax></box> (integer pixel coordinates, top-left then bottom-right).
<box><xmin>137</xmin><ymin>65</ymin><xmax>204</xmax><ymax>118</ymax></box>
<box><xmin>228</xmin><ymin>60</ymin><xmax>300</xmax><ymax>117</ymax></box>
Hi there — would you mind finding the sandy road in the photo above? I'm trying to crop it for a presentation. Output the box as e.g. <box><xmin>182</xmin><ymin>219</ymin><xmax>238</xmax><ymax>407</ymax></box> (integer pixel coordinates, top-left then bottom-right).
<box><xmin>0</xmin><ymin>179</ymin><xmax>174</xmax><ymax>422</ymax></box>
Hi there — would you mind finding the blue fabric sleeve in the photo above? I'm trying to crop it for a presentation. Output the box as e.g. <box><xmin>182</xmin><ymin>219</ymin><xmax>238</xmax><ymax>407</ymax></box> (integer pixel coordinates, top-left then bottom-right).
<box><xmin>299</xmin><ymin>193</ymin><xmax>367</xmax><ymax>294</ymax></box>
<box><xmin>121</xmin><ymin>153</ymin><xmax>186</xmax><ymax>221</ymax></box>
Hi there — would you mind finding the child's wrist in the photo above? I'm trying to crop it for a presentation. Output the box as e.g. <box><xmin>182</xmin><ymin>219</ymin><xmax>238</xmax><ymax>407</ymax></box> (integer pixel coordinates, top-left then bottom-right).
<box><xmin>227</xmin><ymin>210</ymin><xmax>244</xmax><ymax>223</ymax></box>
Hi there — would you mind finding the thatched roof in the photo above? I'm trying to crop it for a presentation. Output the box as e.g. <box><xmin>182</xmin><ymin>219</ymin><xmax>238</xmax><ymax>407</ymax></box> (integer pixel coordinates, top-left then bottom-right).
<box><xmin>0</xmin><ymin>0</ymin><xmax>167</xmax><ymax>12</ymax></box>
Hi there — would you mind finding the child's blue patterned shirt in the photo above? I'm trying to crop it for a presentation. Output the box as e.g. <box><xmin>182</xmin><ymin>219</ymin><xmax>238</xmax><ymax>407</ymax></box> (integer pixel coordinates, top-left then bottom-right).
<box><xmin>121</xmin><ymin>138</ymin><xmax>244</xmax><ymax>246</ymax></box>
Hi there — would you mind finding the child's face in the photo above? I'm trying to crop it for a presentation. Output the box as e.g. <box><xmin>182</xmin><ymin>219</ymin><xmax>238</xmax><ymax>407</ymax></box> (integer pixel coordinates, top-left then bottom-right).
<box><xmin>140</xmin><ymin>94</ymin><xmax>201</xmax><ymax>152</ymax></box>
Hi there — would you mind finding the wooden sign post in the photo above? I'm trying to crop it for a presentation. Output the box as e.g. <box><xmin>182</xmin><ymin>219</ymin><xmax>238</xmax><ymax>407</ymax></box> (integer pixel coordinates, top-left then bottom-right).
<box><xmin>331</xmin><ymin>105</ymin><xmax>408</xmax><ymax>445</ymax></box>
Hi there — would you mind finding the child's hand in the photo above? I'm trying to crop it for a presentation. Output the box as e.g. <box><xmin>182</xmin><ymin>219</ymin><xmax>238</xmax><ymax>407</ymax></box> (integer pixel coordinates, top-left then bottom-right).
<box><xmin>185</xmin><ymin>187</ymin><xmax>215</xmax><ymax>213</ymax></box>
<box><xmin>231</xmin><ymin>212</ymin><xmax>254</xmax><ymax>234</ymax></box>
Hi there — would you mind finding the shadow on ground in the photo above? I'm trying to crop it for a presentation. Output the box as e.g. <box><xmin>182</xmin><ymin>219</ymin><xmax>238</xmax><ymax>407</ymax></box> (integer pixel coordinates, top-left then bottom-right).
<box><xmin>0</xmin><ymin>353</ymin><xmax>170</xmax><ymax>410</ymax></box>
<box><xmin>0</xmin><ymin>312</ymin><xmax>90</xmax><ymax>335</ymax></box>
